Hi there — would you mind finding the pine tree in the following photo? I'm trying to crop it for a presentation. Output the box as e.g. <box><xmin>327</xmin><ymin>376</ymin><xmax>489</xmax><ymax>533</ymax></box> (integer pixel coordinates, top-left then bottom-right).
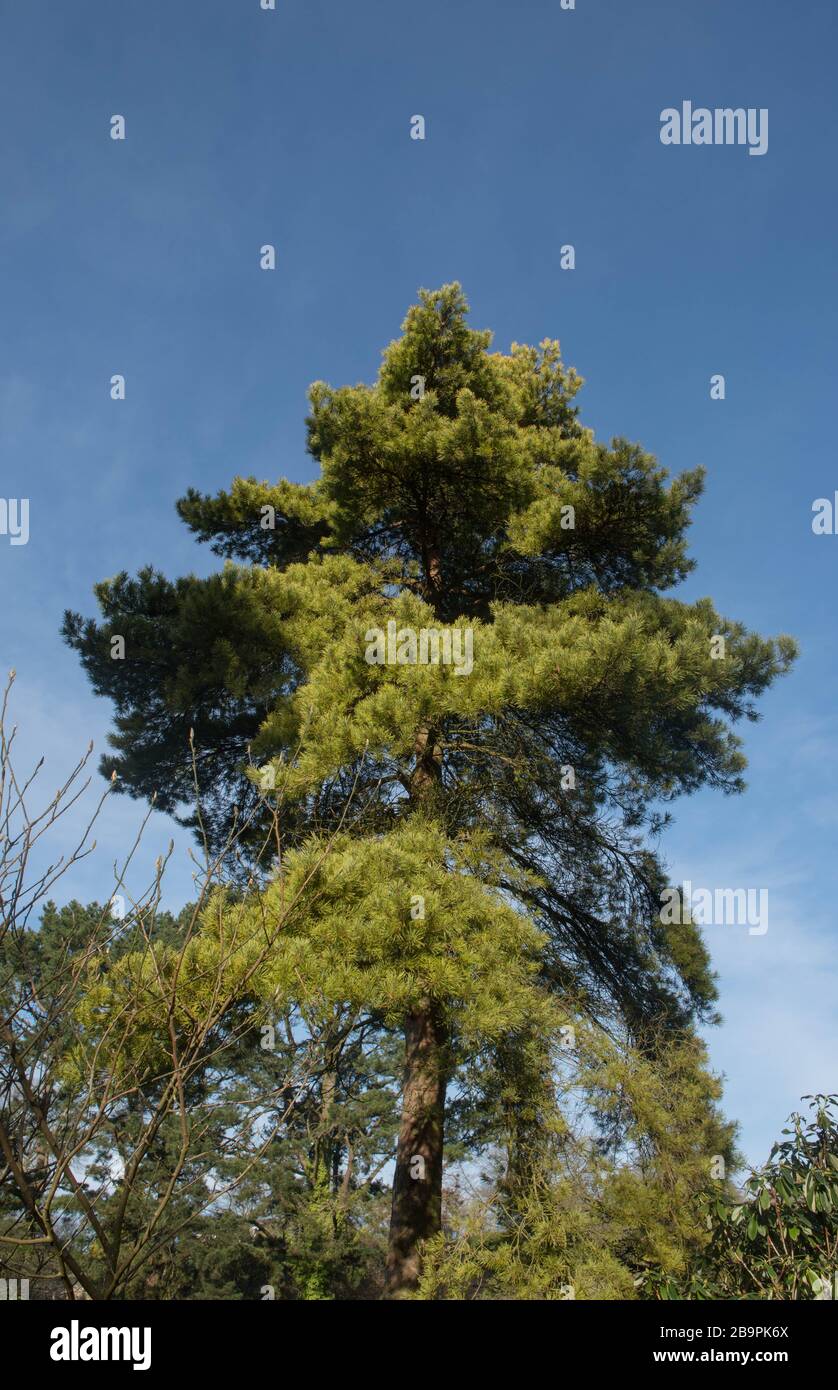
<box><xmin>64</xmin><ymin>284</ymin><xmax>795</xmax><ymax>1293</ymax></box>
<box><xmin>416</xmin><ymin>1027</ymin><xmax>740</xmax><ymax>1301</ymax></box>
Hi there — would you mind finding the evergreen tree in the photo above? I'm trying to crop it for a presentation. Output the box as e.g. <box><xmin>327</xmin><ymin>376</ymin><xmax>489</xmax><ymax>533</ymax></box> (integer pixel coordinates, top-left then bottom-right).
<box><xmin>417</xmin><ymin>1028</ymin><xmax>739</xmax><ymax>1301</ymax></box>
<box><xmin>64</xmin><ymin>284</ymin><xmax>795</xmax><ymax>1293</ymax></box>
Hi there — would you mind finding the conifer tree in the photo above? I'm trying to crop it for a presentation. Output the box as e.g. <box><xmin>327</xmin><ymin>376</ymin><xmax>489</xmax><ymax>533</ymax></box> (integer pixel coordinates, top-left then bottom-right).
<box><xmin>64</xmin><ymin>285</ymin><xmax>795</xmax><ymax>1293</ymax></box>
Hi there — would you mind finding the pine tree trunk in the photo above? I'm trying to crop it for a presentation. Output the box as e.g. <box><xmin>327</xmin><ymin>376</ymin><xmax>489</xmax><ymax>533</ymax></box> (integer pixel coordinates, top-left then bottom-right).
<box><xmin>384</xmin><ymin>1001</ymin><xmax>447</xmax><ymax>1297</ymax></box>
<box><xmin>383</xmin><ymin>712</ymin><xmax>447</xmax><ymax>1296</ymax></box>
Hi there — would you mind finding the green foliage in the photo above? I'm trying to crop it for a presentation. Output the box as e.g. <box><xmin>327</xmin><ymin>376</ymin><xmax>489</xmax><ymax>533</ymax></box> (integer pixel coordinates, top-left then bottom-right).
<box><xmin>416</xmin><ymin>1030</ymin><xmax>738</xmax><ymax>1300</ymax></box>
<box><xmin>243</xmin><ymin>821</ymin><xmax>551</xmax><ymax>1039</ymax></box>
<box><xmin>649</xmin><ymin>1095</ymin><xmax>838</xmax><ymax>1300</ymax></box>
<box><xmin>58</xmin><ymin>283</ymin><xmax>800</xmax><ymax>1294</ymax></box>
<box><xmin>2</xmin><ymin>898</ymin><xmax>397</xmax><ymax>1301</ymax></box>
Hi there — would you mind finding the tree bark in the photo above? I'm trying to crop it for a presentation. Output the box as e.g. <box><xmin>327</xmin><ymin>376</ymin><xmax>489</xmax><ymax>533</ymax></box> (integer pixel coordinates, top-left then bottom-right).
<box><xmin>384</xmin><ymin>1001</ymin><xmax>448</xmax><ymax>1297</ymax></box>
<box><xmin>384</xmin><ymin>646</ymin><xmax>448</xmax><ymax>1294</ymax></box>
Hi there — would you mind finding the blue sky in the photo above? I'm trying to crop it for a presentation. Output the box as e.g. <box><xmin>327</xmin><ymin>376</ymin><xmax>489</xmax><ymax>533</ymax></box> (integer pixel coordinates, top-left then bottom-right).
<box><xmin>1</xmin><ymin>0</ymin><xmax>836</xmax><ymax>1168</ymax></box>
